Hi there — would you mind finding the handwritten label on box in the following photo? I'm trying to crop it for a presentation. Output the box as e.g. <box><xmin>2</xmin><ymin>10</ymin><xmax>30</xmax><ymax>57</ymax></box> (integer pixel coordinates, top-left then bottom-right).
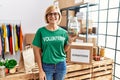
<box><xmin>71</xmin><ymin>49</ymin><xmax>90</xmax><ymax>63</ymax></box>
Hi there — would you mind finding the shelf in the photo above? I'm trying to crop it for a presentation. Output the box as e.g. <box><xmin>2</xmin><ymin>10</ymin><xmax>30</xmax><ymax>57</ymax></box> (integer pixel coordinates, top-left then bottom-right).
<box><xmin>60</xmin><ymin>3</ymin><xmax>98</xmax><ymax>10</ymax></box>
<box><xmin>65</xmin><ymin>57</ymin><xmax>113</xmax><ymax>80</ymax></box>
<box><xmin>60</xmin><ymin>3</ymin><xmax>98</xmax><ymax>42</ymax></box>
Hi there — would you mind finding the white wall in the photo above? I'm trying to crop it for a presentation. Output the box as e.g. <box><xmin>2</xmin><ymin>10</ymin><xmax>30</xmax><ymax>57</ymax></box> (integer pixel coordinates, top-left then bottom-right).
<box><xmin>0</xmin><ymin>0</ymin><xmax>53</xmax><ymax>61</ymax></box>
<box><xmin>0</xmin><ymin>0</ymin><xmax>53</xmax><ymax>34</ymax></box>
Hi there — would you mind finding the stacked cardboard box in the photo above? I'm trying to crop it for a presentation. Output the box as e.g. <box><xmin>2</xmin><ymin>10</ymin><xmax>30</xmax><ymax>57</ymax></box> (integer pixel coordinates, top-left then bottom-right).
<box><xmin>56</xmin><ymin>0</ymin><xmax>96</xmax><ymax>9</ymax></box>
<box><xmin>79</xmin><ymin>19</ymin><xmax>93</xmax><ymax>34</ymax></box>
<box><xmin>59</xmin><ymin>10</ymin><xmax>75</xmax><ymax>27</ymax></box>
<box><xmin>24</xmin><ymin>34</ymin><xmax>35</xmax><ymax>46</ymax></box>
<box><xmin>76</xmin><ymin>34</ymin><xmax>97</xmax><ymax>46</ymax></box>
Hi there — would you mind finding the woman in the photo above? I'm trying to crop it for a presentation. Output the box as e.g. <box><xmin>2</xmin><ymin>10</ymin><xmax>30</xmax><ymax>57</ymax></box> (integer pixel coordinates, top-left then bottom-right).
<box><xmin>32</xmin><ymin>5</ymin><xmax>71</xmax><ymax>80</ymax></box>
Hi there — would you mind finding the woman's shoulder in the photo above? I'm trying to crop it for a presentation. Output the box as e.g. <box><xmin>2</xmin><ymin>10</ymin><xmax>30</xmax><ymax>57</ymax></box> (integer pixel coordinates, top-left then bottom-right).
<box><xmin>37</xmin><ymin>26</ymin><xmax>46</xmax><ymax>31</ymax></box>
<box><xmin>35</xmin><ymin>26</ymin><xmax>46</xmax><ymax>34</ymax></box>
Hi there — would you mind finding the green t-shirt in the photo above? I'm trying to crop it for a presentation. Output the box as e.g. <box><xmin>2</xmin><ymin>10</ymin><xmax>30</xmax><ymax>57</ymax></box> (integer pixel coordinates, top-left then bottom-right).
<box><xmin>32</xmin><ymin>26</ymin><xmax>68</xmax><ymax>64</ymax></box>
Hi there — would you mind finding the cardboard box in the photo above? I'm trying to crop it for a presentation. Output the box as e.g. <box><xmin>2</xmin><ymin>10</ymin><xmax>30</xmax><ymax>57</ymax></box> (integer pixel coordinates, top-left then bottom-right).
<box><xmin>57</xmin><ymin>0</ymin><xmax>96</xmax><ymax>9</ymax></box>
<box><xmin>80</xmin><ymin>19</ymin><xmax>93</xmax><ymax>28</ymax></box>
<box><xmin>78</xmin><ymin>19</ymin><xmax>93</xmax><ymax>34</ymax></box>
<box><xmin>68</xmin><ymin>42</ymin><xmax>93</xmax><ymax>64</ymax></box>
<box><xmin>59</xmin><ymin>16</ymin><xmax>67</xmax><ymax>27</ymax></box>
<box><xmin>75</xmin><ymin>34</ymin><xmax>97</xmax><ymax>46</ymax></box>
<box><xmin>61</xmin><ymin>10</ymin><xmax>75</xmax><ymax>16</ymax></box>
<box><xmin>24</xmin><ymin>34</ymin><xmax>35</xmax><ymax>46</ymax></box>
<box><xmin>59</xmin><ymin>10</ymin><xmax>75</xmax><ymax>27</ymax></box>
<box><xmin>58</xmin><ymin>0</ymin><xmax>83</xmax><ymax>9</ymax></box>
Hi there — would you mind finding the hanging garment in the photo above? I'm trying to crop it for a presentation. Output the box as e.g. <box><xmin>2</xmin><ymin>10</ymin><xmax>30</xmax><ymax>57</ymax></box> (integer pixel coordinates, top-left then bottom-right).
<box><xmin>2</xmin><ymin>24</ymin><xmax>10</xmax><ymax>53</ymax></box>
<box><xmin>5</xmin><ymin>24</ymin><xmax>9</xmax><ymax>53</ymax></box>
<box><xmin>13</xmin><ymin>25</ymin><xmax>19</xmax><ymax>52</ymax></box>
<box><xmin>7</xmin><ymin>24</ymin><xmax>13</xmax><ymax>55</ymax></box>
<box><xmin>0</xmin><ymin>27</ymin><xmax>2</xmax><ymax>55</ymax></box>
<box><xmin>12</xmin><ymin>25</ymin><xmax>15</xmax><ymax>55</ymax></box>
<box><xmin>19</xmin><ymin>25</ymin><xmax>23</xmax><ymax>52</ymax></box>
<box><xmin>0</xmin><ymin>36</ymin><xmax>2</xmax><ymax>55</ymax></box>
<box><xmin>1</xmin><ymin>26</ymin><xmax>5</xmax><ymax>59</ymax></box>
<box><xmin>16</xmin><ymin>25</ymin><xmax>20</xmax><ymax>48</ymax></box>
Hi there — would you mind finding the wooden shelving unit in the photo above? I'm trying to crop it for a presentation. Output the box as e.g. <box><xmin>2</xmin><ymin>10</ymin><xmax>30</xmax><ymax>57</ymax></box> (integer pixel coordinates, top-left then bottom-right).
<box><xmin>0</xmin><ymin>58</ymin><xmax>113</xmax><ymax>80</ymax></box>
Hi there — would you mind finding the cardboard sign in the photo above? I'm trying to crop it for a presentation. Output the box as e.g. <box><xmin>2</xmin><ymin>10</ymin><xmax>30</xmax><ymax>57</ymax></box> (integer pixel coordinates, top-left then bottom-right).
<box><xmin>71</xmin><ymin>49</ymin><xmax>90</xmax><ymax>63</ymax></box>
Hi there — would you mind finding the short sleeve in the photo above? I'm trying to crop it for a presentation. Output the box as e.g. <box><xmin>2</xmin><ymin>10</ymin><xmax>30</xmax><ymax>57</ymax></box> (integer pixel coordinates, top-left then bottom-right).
<box><xmin>32</xmin><ymin>29</ymin><xmax>42</xmax><ymax>48</ymax></box>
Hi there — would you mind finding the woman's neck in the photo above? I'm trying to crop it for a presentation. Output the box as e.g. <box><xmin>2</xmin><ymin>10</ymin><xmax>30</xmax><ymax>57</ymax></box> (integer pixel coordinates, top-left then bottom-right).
<box><xmin>46</xmin><ymin>24</ymin><xmax>58</xmax><ymax>31</ymax></box>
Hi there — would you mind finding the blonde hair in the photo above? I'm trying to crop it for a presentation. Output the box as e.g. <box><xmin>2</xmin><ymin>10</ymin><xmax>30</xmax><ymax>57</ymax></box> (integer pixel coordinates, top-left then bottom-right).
<box><xmin>45</xmin><ymin>5</ymin><xmax>62</xmax><ymax>24</ymax></box>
